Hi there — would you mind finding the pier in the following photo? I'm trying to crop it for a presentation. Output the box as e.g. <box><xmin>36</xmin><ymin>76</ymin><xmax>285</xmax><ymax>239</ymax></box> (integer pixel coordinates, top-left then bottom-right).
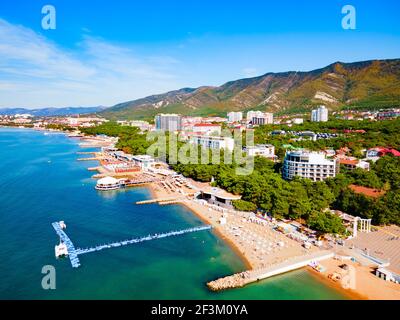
<box><xmin>52</xmin><ymin>222</ymin><xmax>212</xmax><ymax>268</ymax></box>
<box><xmin>52</xmin><ymin>222</ymin><xmax>81</xmax><ymax>268</ymax></box>
<box><xmin>207</xmin><ymin>251</ymin><xmax>334</xmax><ymax>291</ymax></box>
<box><xmin>136</xmin><ymin>196</ymin><xmax>187</xmax><ymax>205</ymax></box>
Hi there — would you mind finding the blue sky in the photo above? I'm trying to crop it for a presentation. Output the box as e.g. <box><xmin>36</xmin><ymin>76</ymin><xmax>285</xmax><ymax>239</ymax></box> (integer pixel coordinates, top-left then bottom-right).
<box><xmin>0</xmin><ymin>0</ymin><xmax>399</xmax><ymax>108</ymax></box>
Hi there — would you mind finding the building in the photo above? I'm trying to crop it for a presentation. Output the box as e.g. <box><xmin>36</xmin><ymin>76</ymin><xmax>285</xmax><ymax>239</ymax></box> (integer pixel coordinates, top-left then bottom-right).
<box><xmin>247</xmin><ymin>111</ymin><xmax>273</xmax><ymax>125</ymax></box>
<box><xmin>292</xmin><ymin>118</ymin><xmax>304</xmax><ymax>125</ymax></box>
<box><xmin>131</xmin><ymin>155</ymin><xmax>156</xmax><ymax>170</ymax></box>
<box><xmin>349</xmin><ymin>185</ymin><xmax>386</xmax><ymax>199</ymax></box>
<box><xmin>192</xmin><ymin>123</ymin><xmax>222</xmax><ymax>136</ymax></box>
<box><xmin>244</xmin><ymin>144</ymin><xmax>276</xmax><ymax>160</ymax></box>
<box><xmin>366</xmin><ymin>147</ymin><xmax>400</xmax><ymax>162</ymax></box>
<box><xmin>65</xmin><ymin>117</ymin><xmax>107</xmax><ymax>127</ymax></box>
<box><xmin>227</xmin><ymin>112</ymin><xmax>243</xmax><ymax>123</ymax></box>
<box><xmin>198</xmin><ymin>186</ymin><xmax>241</xmax><ymax>209</ymax></box>
<box><xmin>376</xmin><ymin>109</ymin><xmax>400</xmax><ymax>120</ymax></box>
<box><xmin>339</xmin><ymin>158</ymin><xmax>370</xmax><ymax>171</ymax></box>
<box><xmin>282</xmin><ymin>150</ymin><xmax>339</xmax><ymax>181</ymax></box>
<box><xmin>311</xmin><ymin>105</ymin><xmax>329</xmax><ymax>122</ymax></box>
<box><xmin>190</xmin><ymin>135</ymin><xmax>235</xmax><ymax>151</ymax></box>
<box><xmin>155</xmin><ymin>114</ymin><xmax>182</xmax><ymax>132</ymax></box>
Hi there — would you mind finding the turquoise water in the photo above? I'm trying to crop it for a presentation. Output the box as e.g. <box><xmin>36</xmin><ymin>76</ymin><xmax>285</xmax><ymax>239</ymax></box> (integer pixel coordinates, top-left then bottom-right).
<box><xmin>0</xmin><ymin>128</ymin><xmax>346</xmax><ymax>300</ymax></box>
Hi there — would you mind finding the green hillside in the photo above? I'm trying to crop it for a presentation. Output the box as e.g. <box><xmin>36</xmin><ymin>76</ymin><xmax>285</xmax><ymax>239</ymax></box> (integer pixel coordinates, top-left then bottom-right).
<box><xmin>101</xmin><ymin>59</ymin><xmax>400</xmax><ymax>120</ymax></box>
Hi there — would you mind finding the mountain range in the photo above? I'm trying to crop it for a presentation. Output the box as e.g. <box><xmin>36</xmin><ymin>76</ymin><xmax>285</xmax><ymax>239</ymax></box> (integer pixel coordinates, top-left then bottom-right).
<box><xmin>0</xmin><ymin>106</ymin><xmax>107</xmax><ymax>117</ymax></box>
<box><xmin>101</xmin><ymin>59</ymin><xmax>400</xmax><ymax>120</ymax></box>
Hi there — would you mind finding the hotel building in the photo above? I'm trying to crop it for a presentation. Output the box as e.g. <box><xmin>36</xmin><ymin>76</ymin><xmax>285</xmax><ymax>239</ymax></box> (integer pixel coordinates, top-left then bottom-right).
<box><xmin>247</xmin><ymin>111</ymin><xmax>274</xmax><ymax>125</ymax></box>
<box><xmin>283</xmin><ymin>150</ymin><xmax>339</xmax><ymax>181</ymax></box>
<box><xmin>155</xmin><ymin>114</ymin><xmax>182</xmax><ymax>132</ymax></box>
<box><xmin>311</xmin><ymin>105</ymin><xmax>329</xmax><ymax>122</ymax></box>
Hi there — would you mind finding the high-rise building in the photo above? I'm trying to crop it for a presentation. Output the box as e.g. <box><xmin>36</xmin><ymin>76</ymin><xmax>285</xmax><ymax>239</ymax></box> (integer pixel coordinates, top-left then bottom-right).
<box><xmin>227</xmin><ymin>112</ymin><xmax>243</xmax><ymax>123</ymax></box>
<box><xmin>283</xmin><ymin>150</ymin><xmax>339</xmax><ymax>181</ymax></box>
<box><xmin>155</xmin><ymin>114</ymin><xmax>182</xmax><ymax>132</ymax></box>
<box><xmin>247</xmin><ymin>111</ymin><xmax>273</xmax><ymax>125</ymax></box>
<box><xmin>311</xmin><ymin>106</ymin><xmax>329</xmax><ymax>122</ymax></box>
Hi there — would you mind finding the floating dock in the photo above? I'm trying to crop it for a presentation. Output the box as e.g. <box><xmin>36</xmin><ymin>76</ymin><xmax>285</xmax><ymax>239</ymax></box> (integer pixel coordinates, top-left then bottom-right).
<box><xmin>52</xmin><ymin>222</ymin><xmax>212</xmax><ymax>268</ymax></box>
<box><xmin>52</xmin><ymin>222</ymin><xmax>81</xmax><ymax>268</ymax></box>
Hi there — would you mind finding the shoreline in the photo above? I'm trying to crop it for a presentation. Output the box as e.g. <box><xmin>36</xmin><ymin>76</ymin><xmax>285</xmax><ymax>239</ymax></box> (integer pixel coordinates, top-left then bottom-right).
<box><xmin>146</xmin><ymin>183</ymin><xmax>253</xmax><ymax>270</ymax></box>
<box><xmin>54</xmin><ymin>136</ymin><xmax>398</xmax><ymax>300</ymax></box>
<box><xmin>146</xmin><ymin>182</ymin><xmax>400</xmax><ymax>300</ymax></box>
<box><xmin>306</xmin><ymin>267</ymin><xmax>366</xmax><ymax>300</ymax></box>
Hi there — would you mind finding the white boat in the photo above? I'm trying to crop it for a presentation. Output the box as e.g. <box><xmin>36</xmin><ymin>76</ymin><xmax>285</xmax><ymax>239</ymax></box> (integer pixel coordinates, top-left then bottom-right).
<box><xmin>59</xmin><ymin>221</ymin><xmax>67</xmax><ymax>229</ymax></box>
<box><xmin>55</xmin><ymin>242</ymin><xmax>68</xmax><ymax>258</ymax></box>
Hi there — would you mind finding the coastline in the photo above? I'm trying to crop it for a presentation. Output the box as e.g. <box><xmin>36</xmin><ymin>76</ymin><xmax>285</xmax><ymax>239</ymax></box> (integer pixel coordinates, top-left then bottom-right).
<box><xmin>70</xmin><ymin>139</ymin><xmax>399</xmax><ymax>300</ymax></box>
<box><xmin>146</xmin><ymin>182</ymin><xmax>400</xmax><ymax>300</ymax></box>
<box><xmin>146</xmin><ymin>182</ymin><xmax>253</xmax><ymax>270</ymax></box>
<box><xmin>307</xmin><ymin>267</ymin><xmax>366</xmax><ymax>300</ymax></box>
<box><xmin>307</xmin><ymin>257</ymin><xmax>400</xmax><ymax>300</ymax></box>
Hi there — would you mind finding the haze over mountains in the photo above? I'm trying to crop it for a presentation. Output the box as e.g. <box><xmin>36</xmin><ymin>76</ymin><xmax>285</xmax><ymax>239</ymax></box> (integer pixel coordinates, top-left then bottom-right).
<box><xmin>101</xmin><ymin>59</ymin><xmax>400</xmax><ymax>120</ymax></box>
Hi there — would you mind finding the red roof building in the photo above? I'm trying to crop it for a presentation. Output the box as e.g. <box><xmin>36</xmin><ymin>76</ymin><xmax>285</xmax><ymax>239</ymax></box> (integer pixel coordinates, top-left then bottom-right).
<box><xmin>349</xmin><ymin>185</ymin><xmax>386</xmax><ymax>198</ymax></box>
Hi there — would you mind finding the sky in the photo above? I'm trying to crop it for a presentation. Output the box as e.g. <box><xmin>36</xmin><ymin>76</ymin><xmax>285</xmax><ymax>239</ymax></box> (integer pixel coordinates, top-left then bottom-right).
<box><xmin>0</xmin><ymin>0</ymin><xmax>399</xmax><ymax>108</ymax></box>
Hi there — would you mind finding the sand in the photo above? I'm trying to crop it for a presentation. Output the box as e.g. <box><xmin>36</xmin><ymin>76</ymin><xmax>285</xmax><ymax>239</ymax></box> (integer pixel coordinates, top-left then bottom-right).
<box><xmin>308</xmin><ymin>258</ymin><xmax>400</xmax><ymax>300</ymax></box>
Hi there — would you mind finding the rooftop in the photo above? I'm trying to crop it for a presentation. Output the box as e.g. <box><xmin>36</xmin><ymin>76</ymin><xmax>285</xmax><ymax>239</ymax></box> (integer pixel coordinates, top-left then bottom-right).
<box><xmin>349</xmin><ymin>185</ymin><xmax>386</xmax><ymax>198</ymax></box>
<box><xmin>201</xmin><ymin>186</ymin><xmax>241</xmax><ymax>200</ymax></box>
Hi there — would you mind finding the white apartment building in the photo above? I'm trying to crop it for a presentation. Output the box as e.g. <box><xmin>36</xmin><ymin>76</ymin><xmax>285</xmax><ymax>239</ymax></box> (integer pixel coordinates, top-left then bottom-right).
<box><xmin>190</xmin><ymin>135</ymin><xmax>235</xmax><ymax>151</ymax></box>
<box><xmin>246</xmin><ymin>111</ymin><xmax>273</xmax><ymax>125</ymax></box>
<box><xmin>244</xmin><ymin>144</ymin><xmax>275</xmax><ymax>159</ymax></box>
<box><xmin>311</xmin><ymin>106</ymin><xmax>329</xmax><ymax>122</ymax></box>
<box><xmin>283</xmin><ymin>150</ymin><xmax>339</xmax><ymax>181</ymax></box>
<box><xmin>192</xmin><ymin>123</ymin><xmax>222</xmax><ymax>135</ymax></box>
<box><xmin>227</xmin><ymin>112</ymin><xmax>243</xmax><ymax>123</ymax></box>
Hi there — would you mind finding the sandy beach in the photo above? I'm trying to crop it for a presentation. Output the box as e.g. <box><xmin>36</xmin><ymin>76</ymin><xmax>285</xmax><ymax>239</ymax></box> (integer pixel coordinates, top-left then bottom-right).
<box><xmin>308</xmin><ymin>257</ymin><xmax>400</xmax><ymax>300</ymax></box>
<box><xmin>147</xmin><ymin>178</ymin><xmax>400</xmax><ymax>299</ymax></box>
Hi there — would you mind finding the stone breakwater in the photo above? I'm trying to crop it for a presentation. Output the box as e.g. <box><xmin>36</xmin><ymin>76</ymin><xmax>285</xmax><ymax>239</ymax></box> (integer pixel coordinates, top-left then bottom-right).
<box><xmin>207</xmin><ymin>251</ymin><xmax>334</xmax><ymax>291</ymax></box>
<box><xmin>207</xmin><ymin>271</ymin><xmax>253</xmax><ymax>291</ymax></box>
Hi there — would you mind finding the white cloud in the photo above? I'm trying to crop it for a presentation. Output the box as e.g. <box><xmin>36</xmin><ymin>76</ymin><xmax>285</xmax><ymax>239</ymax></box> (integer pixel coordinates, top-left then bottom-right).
<box><xmin>0</xmin><ymin>19</ymin><xmax>183</xmax><ymax>108</ymax></box>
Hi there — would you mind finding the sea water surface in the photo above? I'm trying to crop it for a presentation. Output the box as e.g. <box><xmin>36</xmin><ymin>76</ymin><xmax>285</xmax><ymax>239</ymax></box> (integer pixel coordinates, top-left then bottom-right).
<box><xmin>0</xmin><ymin>128</ymin><xmax>346</xmax><ymax>299</ymax></box>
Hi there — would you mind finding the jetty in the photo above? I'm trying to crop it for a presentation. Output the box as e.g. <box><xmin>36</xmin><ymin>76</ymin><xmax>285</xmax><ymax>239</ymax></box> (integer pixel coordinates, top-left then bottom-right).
<box><xmin>136</xmin><ymin>196</ymin><xmax>186</xmax><ymax>205</ymax></box>
<box><xmin>77</xmin><ymin>157</ymin><xmax>100</xmax><ymax>161</ymax></box>
<box><xmin>76</xmin><ymin>152</ymin><xmax>97</xmax><ymax>155</ymax></box>
<box><xmin>51</xmin><ymin>221</ymin><xmax>212</xmax><ymax>268</ymax></box>
<box><xmin>207</xmin><ymin>250</ymin><xmax>334</xmax><ymax>291</ymax></box>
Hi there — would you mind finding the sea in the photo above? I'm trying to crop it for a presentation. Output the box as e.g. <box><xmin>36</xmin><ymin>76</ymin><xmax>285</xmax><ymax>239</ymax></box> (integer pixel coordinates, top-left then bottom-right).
<box><xmin>0</xmin><ymin>127</ymin><xmax>346</xmax><ymax>299</ymax></box>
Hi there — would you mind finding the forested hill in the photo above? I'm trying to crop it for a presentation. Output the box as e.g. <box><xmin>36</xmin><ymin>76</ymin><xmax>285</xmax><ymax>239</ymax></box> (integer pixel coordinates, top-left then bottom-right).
<box><xmin>101</xmin><ymin>59</ymin><xmax>400</xmax><ymax>120</ymax></box>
